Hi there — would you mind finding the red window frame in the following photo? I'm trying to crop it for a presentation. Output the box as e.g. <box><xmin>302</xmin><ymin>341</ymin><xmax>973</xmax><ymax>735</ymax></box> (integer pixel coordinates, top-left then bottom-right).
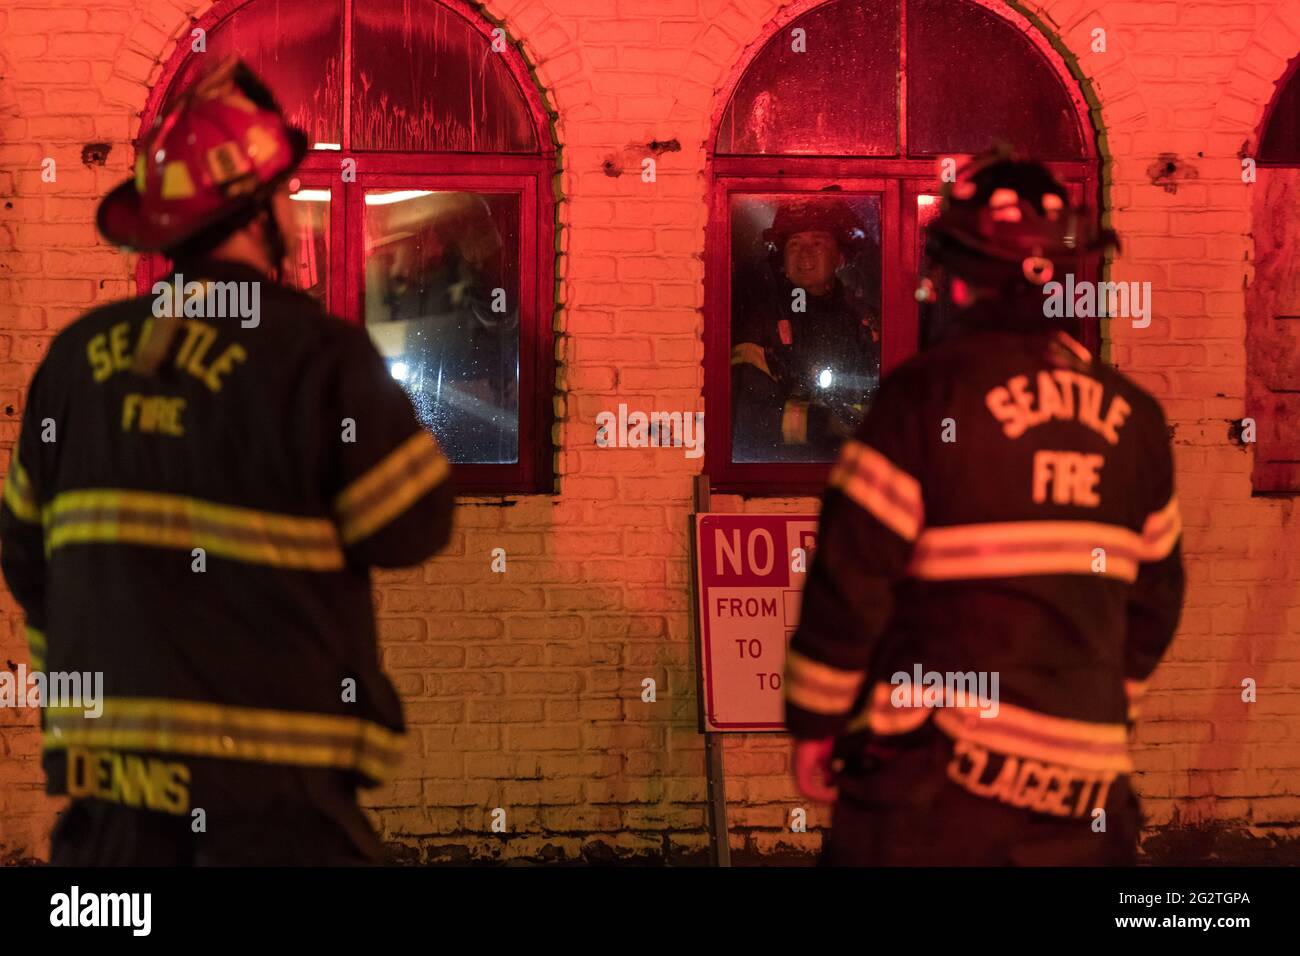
<box><xmin>704</xmin><ymin>0</ymin><xmax>1102</xmax><ymax>496</ymax></box>
<box><xmin>133</xmin><ymin>0</ymin><xmax>557</xmax><ymax>495</ymax></box>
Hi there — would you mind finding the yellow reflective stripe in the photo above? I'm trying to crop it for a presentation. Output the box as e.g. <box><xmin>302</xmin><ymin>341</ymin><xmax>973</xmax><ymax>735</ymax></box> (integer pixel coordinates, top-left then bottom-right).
<box><xmin>3</xmin><ymin>451</ymin><xmax>39</xmax><ymax>523</ymax></box>
<box><xmin>44</xmin><ymin>697</ymin><xmax>405</xmax><ymax>783</ymax></box>
<box><xmin>830</xmin><ymin>440</ymin><xmax>924</xmax><ymax>542</ymax></box>
<box><xmin>784</xmin><ymin>650</ymin><xmax>864</xmax><ymax>715</ymax></box>
<box><xmin>907</xmin><ymin>520</ymin><xmax>1141</xmax><ymax>583</ymax></box>
<box><xmin>730</xmin><ymin>342</ymin><xmax>773</xmax><ymax>379</ymax></box>
<box><xmin>25</xmin><ymin>625</ymin><xmax>46</xmax><ymax>672</ymax></box>
<box><xmin>1124</xmin><ymin>678</ymin><xmax>1148</xmax><ymax>721</ymax></box>
<box><xmin>43</xmin><ymin>489</ymin><xmax>343</xmax><ymax>571</ymax></box>
<box><xmin>934</xmin><ymin>703</ymin><xmax>1132</xmax><ymax>773</ymax></box>
<box><xmin>1140</xmin><ymin>494</ymin><xmax>1181</xmax><ymax>562</ymax></box>
<box><xmin>780</xmin><ymin>400</ymin><xmax>809</xmax><ymax>444</ymax></box>
<box><xmin>334</xmin><ymin>430</ymin><xmax>450</xmax><ymax>546</ymax></box>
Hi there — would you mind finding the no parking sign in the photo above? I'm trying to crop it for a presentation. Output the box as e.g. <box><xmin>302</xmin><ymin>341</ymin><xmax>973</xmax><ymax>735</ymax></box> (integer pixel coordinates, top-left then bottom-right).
<box><xmin>690</xmin><ymin>513</ymin><xmax>818</xmax><ymax>732</ymax></box>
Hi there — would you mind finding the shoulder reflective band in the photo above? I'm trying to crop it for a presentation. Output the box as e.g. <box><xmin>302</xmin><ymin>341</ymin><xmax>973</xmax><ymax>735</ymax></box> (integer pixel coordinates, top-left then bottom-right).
<box><xmin>334</xmin><ymin>430</ymin><xmax>449</xmax><ymax>546</ymax></box>
<box><xmin>730</xmin><ymin>342</ymin><xmax>773</xmax><ymax>379</ymax></box>
<box><xmin>1056</xmin><ymin>331</ymin><xmax>1091</xmax><ymax>363</ymax></box>
<box><xmin>829</xmin><ymin>440</ymin><xmax>924</xmax><ymax>542</ymax></box>
<box><xmin>3</xmin><ymin>451</ymin><xmax>39</xmax><ymax>523</ymax></box>
<box><xmin>44</xmin><ymin>697</ymin><xmax>406</xmax><ymax>784</ymax></box>
<box><xmin>907</xmin><ymin>520</ymin><xmax>1144</xmax><ymax>583</ymax></box>
<box><xmin>1140</xmin><ymin>494</ymin><xmax>1181</xmax><ymax>562</ymax></box>
<box><xmin>933</xmin><ymin>702</ymin><xmax>1132</xmax><ymax>774</ymax></box>
<box><xmin>43</xmin><ymin>489</ymin><xmax>344</xmax><ymax>571</ymax></box>
<box><xmin>784</xmin><ymin>650</ymin><xmax>865</xmax><ymax>716</ymax></box>
<box><xmin>25</xmin><ymin>626</ymin><xmax>45</xmax><ymax>673</ymax></box>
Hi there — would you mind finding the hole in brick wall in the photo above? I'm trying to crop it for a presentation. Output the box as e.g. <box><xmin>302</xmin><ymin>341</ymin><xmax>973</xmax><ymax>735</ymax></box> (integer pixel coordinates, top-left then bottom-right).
<box><xmin>1147</xmin><ymin>152</ymin><xmax>1198</xmax><ymax>194</ymax></box>
<box><xmin>648</xmin><ymin>138</ymin><xmax>681</xmax><ymax>155</ymax></box>
<box><xmin>602</xmin><ymin>156</ymin><xmax>621</xmax><ymax>177</ymax></box>
<box><xmin>1227</xmin><ymin>419</ymin><xmax>1250</xmax><ymax>448</ymax></box>
<box><xmin>81</xmin><ymin>143</ymin><xmax>112</xmax><ymax>167</ymax></box>
<box><xmin>4</xmin><ymin>406</ymin><xmax>14</xmax><ymax>416</ymax></box>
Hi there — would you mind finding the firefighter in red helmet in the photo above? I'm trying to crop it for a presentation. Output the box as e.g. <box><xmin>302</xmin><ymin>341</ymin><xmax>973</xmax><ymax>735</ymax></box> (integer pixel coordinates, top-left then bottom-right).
<box><xmin>731</xmin><ymin>197</ymin><xmax>882</xmax><ymax>462</ymax></box>
<box><xmin>0</xmin><ymin>58</ymin><xmax>455</xmax><ymax>864</ymax></box>
<box><xmin>784</xmin><ymin>149</ymin><xmax>1184</xmax><ymax>865</ymax></box>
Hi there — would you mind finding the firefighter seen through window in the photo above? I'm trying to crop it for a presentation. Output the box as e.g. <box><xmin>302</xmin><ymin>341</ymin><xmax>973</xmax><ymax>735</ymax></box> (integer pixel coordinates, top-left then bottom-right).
<box><xmin>730</xmin><ymin>195</ymin><xmax>883</xmax><ymax>463</ymax></box>
<box><xmin>364</xmin><ymin>191</ymin><xmax>521</xmax><ymax>465</ymax></box>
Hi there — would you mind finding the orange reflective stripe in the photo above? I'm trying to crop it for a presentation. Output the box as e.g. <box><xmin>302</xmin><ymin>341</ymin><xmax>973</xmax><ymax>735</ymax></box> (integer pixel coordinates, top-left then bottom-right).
<box><xmin>933</xmin><ymin>703</ymin><xmax>1132</xmax><ymax>773</ymax></box>
<box><xmin>830</xmin><ymin>440</ymin><xmax>924</xmax><ymax>542</ymax></box>
<box><xmin>845</xmin><ymin>681</ymin><xmax>931</xmax><ymax>735</ymax></box>
<box><xmin>908</xmin><ymin>520</ymin><xmax>1141</xmax><ymax>583</ymax></box>
<box><xmin>784</xmin><ymin>651</ymin><xmax>864</xmax><ymax>715</ymax></box>
<box><xmin>1056</xmin><ymin>331</ymin><xmax>1091</xmax><ymax>363</ymax></box>
<box><xmin>1140</xmin><ymin>494</ymin><xmax>1181</xmax><ymax>562</ymax></box>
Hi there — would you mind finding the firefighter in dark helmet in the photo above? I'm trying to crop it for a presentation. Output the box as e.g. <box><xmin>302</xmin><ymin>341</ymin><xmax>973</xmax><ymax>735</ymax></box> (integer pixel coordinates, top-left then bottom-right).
<box><xmin>731</xmin><ymin>198</ymin><xmax>881</xmax><ymax>462</ymax></box>
<box><xmin>783</xmin><ymin>149</ymin><xmax>1185</xmax><ymax>865</ymax></box>
<box><xmin>0</xmin><ymin>58</ymin><xmax>455</xmax><ymax>864</ymax></box>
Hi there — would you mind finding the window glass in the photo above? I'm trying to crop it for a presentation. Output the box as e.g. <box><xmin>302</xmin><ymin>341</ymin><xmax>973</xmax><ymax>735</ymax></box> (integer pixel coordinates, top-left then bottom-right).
<box><xmin>915</xmin><ymin>192</ymin><xmax>954</xmax><ymax>348</ymax></box>
<box><xmin>286</xmin><ymin>184</ymin><xmax>330</xmax><ymax>306</ymax></box>
<box><xmin>906</xmin><ymin>0</ymin><xmax>1081</xmax><ymax>158</ymax></box>
<box><xmin>730</xmin><ymin>193</ymin><xmax>883</xmax><ymax>463</ymax></box>
<box><xmin>716</xmin><ymin>0</ymin><xmax>898</xmax><ymax>156</ymax></box>
<box><xmin>364</xmin><ymin>190</ymin><xmax>521</xmax><ymax>464</ymax></box>
<box><xmin>352</xmin><ymin>0</ymin><xmax>538</xmax><ymax>152</ymax></box>
<box><xmin>168</xmin><ymin>1</ymin><xmax>344</xmax><ymax>146</ymax></box>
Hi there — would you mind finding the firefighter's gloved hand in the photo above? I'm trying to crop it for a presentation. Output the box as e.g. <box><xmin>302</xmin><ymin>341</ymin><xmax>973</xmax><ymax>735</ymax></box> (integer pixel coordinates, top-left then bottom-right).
<box><xmin>793</xmin><ymin>737</ymin><xmax>839</xmax><ymax>804</ymax></box>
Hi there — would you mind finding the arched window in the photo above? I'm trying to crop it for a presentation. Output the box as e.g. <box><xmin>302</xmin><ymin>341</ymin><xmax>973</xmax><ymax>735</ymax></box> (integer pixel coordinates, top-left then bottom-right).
<box><xmin>706</xmin><ymin>0</ymin><xmax>1099</xmax><ymax>494</ymax></box>
<box><xmin>1247</xmin><ymin>55</ymin><xmax>1300</xmax><ymax>493</ymax></box>
<box><xmin>1258</xmin><ymin>58</ymin><xmax>1300</xmax><ymax>165</ymax></box>
<box><xmin>140</xmin><ymin>0</ymin><xmax>557</xmax><ymax>493</ymax></box>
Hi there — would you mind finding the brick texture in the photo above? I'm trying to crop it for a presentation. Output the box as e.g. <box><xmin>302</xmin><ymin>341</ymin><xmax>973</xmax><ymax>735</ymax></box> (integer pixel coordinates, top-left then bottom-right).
<box><xmin>1</xmin><ymin>0</ymin><xmax>1299</xmax><ymax>864</ymax></box>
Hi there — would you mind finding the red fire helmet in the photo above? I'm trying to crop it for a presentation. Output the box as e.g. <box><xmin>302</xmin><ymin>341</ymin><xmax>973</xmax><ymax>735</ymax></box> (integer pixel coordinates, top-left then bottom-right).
<box><xmin>763</xmin><ymin>197</ymin><xmax>868</xmax><ymax>253</ymax></box>
<box><xmin>97</xmin><ymin>56</ymin><xmax>308</xmax><ymax>253</ymax></box>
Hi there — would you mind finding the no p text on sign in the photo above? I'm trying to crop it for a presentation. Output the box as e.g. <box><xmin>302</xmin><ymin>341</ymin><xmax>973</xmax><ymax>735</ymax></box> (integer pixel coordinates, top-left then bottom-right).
<box><xmin>691</xmin><ymin>514</ymin><xmax>818</xmax><ymax>732</ymax></box>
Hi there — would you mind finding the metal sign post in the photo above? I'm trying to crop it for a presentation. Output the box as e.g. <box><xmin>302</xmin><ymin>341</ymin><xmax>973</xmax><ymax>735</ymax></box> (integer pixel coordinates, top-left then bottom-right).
<box><xmin>690</xmin><ymin>478</ymin><xmax>820</xmax><ymax>865</ymax></box>
<box><xmin>691</xmin><ymin>474</ymin><xmax>731</xmax><ymax>867</ymax></box>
